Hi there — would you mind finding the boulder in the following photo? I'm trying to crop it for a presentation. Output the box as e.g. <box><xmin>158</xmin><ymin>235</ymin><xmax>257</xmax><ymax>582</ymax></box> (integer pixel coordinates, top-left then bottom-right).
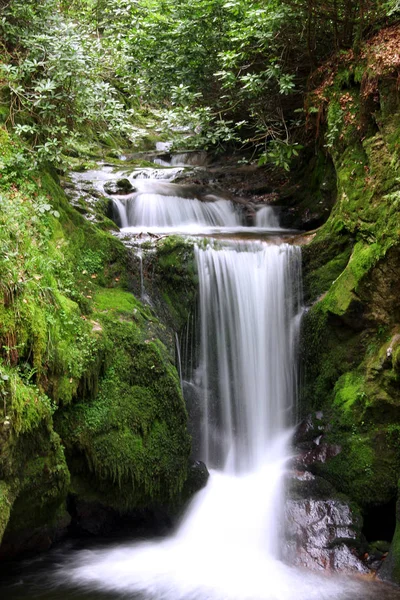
<box><xmin>104</xmin><ymin>178</ymin><xmax>135</xmax><ymax>195</ymax></box>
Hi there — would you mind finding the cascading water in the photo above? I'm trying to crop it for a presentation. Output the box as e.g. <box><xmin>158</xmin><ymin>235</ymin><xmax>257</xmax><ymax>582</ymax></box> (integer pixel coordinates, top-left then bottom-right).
<box><xmin>175</xmin><ymin>241</ymin><xmax>301</xmax><ymax>565</ymax></box>
<box><xmin>107</xmin><ymin>179</ymin><xmax>284</xmax><ymax>234</ymax></box>
<box><xmin>112</xmin><ymin>180</ymin><xmax>243</xmax><ymax>233</ymax></box>
<box><xmin>194</xmin><ymin>242</ymin><xmax>301</xmax><ymax>474</ymax></box>
<box><xmin>59</xmin><ymin>239</ymin><xmax>371</xmax><ymax>600</ymax></box>
<box><xmin>40</xmin><ymin>159</ymin><xmax>390</xmax><ymax>600</ymax></box>
<box><xmin>256</xmin><ymin>206</ymin><xmax>280</xmax><ymax>228</ymax></box>
<box><xmin>123</xmin><ymin>194</ymin><xmax>241</xmax><ymax>229</ymax></box>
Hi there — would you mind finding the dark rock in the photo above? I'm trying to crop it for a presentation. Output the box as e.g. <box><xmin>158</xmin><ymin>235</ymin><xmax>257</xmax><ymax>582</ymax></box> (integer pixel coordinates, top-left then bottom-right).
<box><xmin>71</xmin><ymin>499</ymin><xmax>118</xmax><ymax>536</ymax></box>
<box><xmin>284</xmin><ymin>494</ymin><xmax>367</xmax><ymax>573</ymax></box>
<box><xmin>183</xmin><ymin>380</ymin><xmax>203</xmax><ymax>458</ymax></box>
<box><xmin>0</xmin><ymin>511</ymin><xmax>70</xmax><ymax>560</ymax></box>
<box><xmin>294</xmin><ymin>413</ymin><xmax>326</xmax><ymax>445</ymax></box>
<box><xmin>69</xmin><ymin>497</ymin><xmax>172</xmax><ymax>538</ymax></box>
<box><xmin>292</xmin><ymin>414</ymin><xmax>342</xmax><ymax>471</ymax></box>
<box><xmin>182</xmin><ymin>461</ymin><xmax>210</xmax><ymax>500</ymax></box>
<box><xmin>104</xmin><ymin>178</ymin><xmax>135</xmax><ymax>195</ymax></box>
<box><xmin>287</xmin><ymin>471</ymin><xmax>338</xmax><ymax>500</ymax></box>
<box><xmin>296</xmin><ymin>441</ymin><xmax>342</xmax><ymax>470</ymax></box>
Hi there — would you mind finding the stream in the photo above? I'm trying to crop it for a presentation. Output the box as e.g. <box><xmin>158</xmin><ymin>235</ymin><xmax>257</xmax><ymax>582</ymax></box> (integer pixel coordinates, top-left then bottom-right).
<box><xmin>2</xmin><ymin>153</ymin><xmax>400</xmax><ymax>600</ymax></box>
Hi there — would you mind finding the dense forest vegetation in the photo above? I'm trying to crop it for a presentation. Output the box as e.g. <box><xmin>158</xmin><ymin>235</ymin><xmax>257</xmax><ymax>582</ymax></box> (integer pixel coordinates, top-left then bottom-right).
<box><xmin>1</xmin><ymin>0</ymin><xmax>400</xmax><ymax>587</ymax></box>
<box><xmin>0</xmin><ymin>0</ymin><xmax>399</xmax><ymax>167</ymax></box>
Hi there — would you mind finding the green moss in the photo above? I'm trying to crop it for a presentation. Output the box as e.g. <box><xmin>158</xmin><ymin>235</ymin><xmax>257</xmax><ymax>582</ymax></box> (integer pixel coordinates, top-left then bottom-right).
<box><xmin>95</xmin><ymin>288</ymin><xmax>143</xmax><ymax>314</ymax></box>
<box><xmin>333</xmin><ymin>372</ymin><xmax>366</xmax><ymax>416</ymax></box>
<box><xmin>302</xmin><ymin>67</ymin><xmax>400</xmax><ymax>517</ymax></box>
<box><xmin>149</xmin><ymin>236</ymin><xmax>197</xmax><ymax>330</ymax></box>
<box><xmin>56</xmin><ymin>314</ymin><xmax>190</xmax><ymax>509</ymax></box>
<box><xmin>303</xmin><ymin>245</ymin><xmax>352</xmax><ymax>302</ymax></box>
<box><xmin>0</xmin><ymin>130</ymin><xmax>195</xmax><ymax>545</ymax></box>
<box><xmin>5</xmin><ymin>430</ymin><xmax>70</xmax><ymax>534</ymax></box>
<box><xmin>0</xmin><ymin>482</ymin><xmax>14</xmax><ymax>543</ymax></box>
<box><xmin>315</xmin><ymin>429</ymin><xmax>398</xmax><ymax>507</ymax></box>
<box><xmin>320</xmin><ymin>242</ymin><xmax>380</xmax><ymax>315</ymax></box>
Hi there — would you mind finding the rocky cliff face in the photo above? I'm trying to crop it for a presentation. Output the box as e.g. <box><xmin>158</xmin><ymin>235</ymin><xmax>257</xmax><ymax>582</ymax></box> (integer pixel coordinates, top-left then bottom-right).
<box><xmin>300</xmin><ymin>24</ymin><xmax>400</xmax><ymax>582</ymax></box>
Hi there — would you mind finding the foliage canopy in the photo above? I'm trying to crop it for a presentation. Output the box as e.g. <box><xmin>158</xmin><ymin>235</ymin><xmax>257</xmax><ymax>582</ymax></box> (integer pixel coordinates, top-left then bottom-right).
<box><xmin>0</xmin><ymin>0</ymin><xmax>398</xmax><ymax>163</ymax></box>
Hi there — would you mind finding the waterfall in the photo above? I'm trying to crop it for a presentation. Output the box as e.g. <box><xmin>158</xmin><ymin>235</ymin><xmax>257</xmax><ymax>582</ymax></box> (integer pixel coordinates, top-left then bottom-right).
<box><xmin>109</xmin><ymin>179</ymin><xmax>289</xmax><ymax>234</ymax></box>
<box><xmin>195</xmin><ymin>242</ymin><xmax>301</xmax><ymax>473</ymax></box>
<box><xmin>111</xmin><ymin>179</ymin><xmax>243</xmax><ymax>231</ymax></box>
<box><xmin>173</xmin><ymin>241</ymin><xmax>302</xmax><ymax>564</ymax></box>
<box><xmin>123</xmin><ymin>194</ymin><xmax>241</xmax><ymax>228</ymax></box>
<box><xmin>256</xmin><ymin>206</ymin><xmax>280</xmax><ymax>228</ymax></box>
<box><xmin>61</xmin><ymin>238</ymin><xmax>368</xmax><ymax>600</ymax></box>
<box><xmin>47</xmin><ymin>163</ymin><xmax>377</xmax><ymax>600</ymax></box>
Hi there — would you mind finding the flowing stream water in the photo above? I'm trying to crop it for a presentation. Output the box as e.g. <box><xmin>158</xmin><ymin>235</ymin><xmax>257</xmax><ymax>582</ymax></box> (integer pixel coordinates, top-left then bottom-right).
<box><xmin>2</xmin><ymin>161</ymin><xmax>400</xmax><ymax>600</ymax></box>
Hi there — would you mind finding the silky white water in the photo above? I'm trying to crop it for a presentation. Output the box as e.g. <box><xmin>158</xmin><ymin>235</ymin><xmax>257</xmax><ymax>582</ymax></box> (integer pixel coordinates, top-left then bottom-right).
<box><xmin>59</xmin><ymin>240</ymin><xmax>371</xmax><ymax>600</ymax></box>
<box><xmin>123</xmin><ymin>193</ymin><xmax>241</xmax><ymax>228</ymax></box>
<box><xmin>113</xmin><ymin>188</ymin><xmax>287</xmax><ymax>235</ymax></box>
<box><xmin>194</xmin><ymin>242</ymin><xmax>301</xmax><ymax>474</ymax></box>
<box><xmin>256</xmin><ymin>206</ymin><xmax>280</xmax><ymax>228</ymax></box>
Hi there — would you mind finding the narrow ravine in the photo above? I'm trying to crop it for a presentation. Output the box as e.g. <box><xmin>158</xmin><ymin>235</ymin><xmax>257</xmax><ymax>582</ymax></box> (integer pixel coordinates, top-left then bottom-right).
<box><xmin>1</xmin><ymin>156</ymin><xmax>399</xmax><ymax>600</ymax></box>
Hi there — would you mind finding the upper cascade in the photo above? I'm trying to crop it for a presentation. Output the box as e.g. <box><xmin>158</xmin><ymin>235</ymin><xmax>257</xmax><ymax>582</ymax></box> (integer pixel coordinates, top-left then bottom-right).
<box><xmin>121</xmin><ymin>193</ymin><xmax>241</xmax><ymax>229</ymax></box>
<box><xmin>110</xmin><ymin>179</ymin><xmax>282</xmax><ymax>234</ymax></box>
<box><xmin>256</xmin><ymin>206</ymin><xmax>280</xmax><ymax>229</ymax></box>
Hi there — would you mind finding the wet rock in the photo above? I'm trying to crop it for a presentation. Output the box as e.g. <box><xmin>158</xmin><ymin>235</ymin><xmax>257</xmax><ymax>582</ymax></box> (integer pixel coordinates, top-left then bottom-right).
<box><xmin>287</xmin><ymin>471</ymin><xmax>338</xmax><ymax>501</ymax></box>
<box><xmin>365</xmin><ymin>540</ymin><xmax>390</xmax><ymax>572</ymax></box>
<box><xmin>183</xmin><ymin>460</ymin><xmax>210</xmax><ymax>500</ymax></box>
<box><xmin>292</xmin><ymin>412</ymin><xmax>341</xmax><ymax>470</ymax></box>
<box><xmin>284</xmin><ymin>495</ymin><xmax>368</xmax><ymax>573</ymax></box>
<box><xmin>295</xmin><ymin>441</ymin><xmax>342</xmax><ymax>470</ymax></box>
<box><xmin>183</xmin><ymin>380</ymin><xmax>203</xmax><ymax>458</ymax></box>
<box><xmin>293</xmin><ymin>412</ymin><xmax>326</xmax><ymax>445</ymax></box>
<box><xmin>104</xmin><ymin>178</ymin><xmax>135</xmax><ymax>195</ymax></box>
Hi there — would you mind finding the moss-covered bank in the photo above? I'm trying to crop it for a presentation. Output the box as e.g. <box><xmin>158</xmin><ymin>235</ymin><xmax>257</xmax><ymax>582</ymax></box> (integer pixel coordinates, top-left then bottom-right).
<box><xmin>0</xmin><ymin>129</ymin><xmax>194</xmax><ymax>556</ymax></box>
<box><xmin>301</xmin><ymin>25</ymin><xmax>400</xmax><ymax>579</ymax></box>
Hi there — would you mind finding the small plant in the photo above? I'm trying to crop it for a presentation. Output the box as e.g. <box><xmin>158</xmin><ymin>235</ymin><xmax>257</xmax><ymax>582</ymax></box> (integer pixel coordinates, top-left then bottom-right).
<box><xmin>0</xmin><ymin>372</ymin><xmax>10</xmax><ymax>417</ymax></box>
<box><xmin>258</xmin><ymin>140</ymin><xmax>303</xmax><ymax>171</ymax></box>
<box><xmin>36</xmin><ymin>203</ymin><xmax>60</xmax><ymax>219</ymax></box>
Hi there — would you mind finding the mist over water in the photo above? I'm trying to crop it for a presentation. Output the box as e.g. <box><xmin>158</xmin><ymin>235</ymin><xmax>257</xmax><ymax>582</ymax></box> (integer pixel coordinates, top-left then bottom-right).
<box><xmin>55</xmin><ymin>239</ymin><xmax>379</xmax><ymax>600</ymax></box>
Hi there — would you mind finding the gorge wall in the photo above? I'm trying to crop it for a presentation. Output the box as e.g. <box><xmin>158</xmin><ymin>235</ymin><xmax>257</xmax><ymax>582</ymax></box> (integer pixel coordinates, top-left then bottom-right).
<box><xmin>300</xmin><ymin>25</ymin><xmax>400</xmax><ymax>581</ymax></box>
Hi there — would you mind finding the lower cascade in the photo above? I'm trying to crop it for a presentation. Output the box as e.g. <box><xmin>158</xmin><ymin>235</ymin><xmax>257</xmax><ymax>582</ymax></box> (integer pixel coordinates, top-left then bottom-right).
<box><xmin>194</xmin><ymin>242</ymin><xmax>301</xmax><ymax>475</ymax></box>
<box><xmin>60</xmin><ymin>240</ymin><xmax>375</xmax><ymax>600</ymax></box>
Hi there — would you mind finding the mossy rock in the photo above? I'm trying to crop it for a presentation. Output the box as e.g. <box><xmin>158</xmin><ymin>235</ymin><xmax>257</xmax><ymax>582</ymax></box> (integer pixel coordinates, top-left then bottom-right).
<box><xmin>0</xmin><ymin>482</ymin><xmax>14</xmax><ymax>543</ymax></box>
<box><xmin>55</xmin><ymin>296</ymin><xmax>191</xmax><ymax>511</ymax></box>
<box><xmin>0</xmin><ymin>139</ymin><xmax>195</xmax><ymax>554</ymax></box>
<box><xmin>3</xmin><ymin>429</ymin><xmax>70</xmax><ymax>535</ymax></box>
<box><xmin>312</xmin><ymin>428</ymin><xmax>400</xmax><ymax>508</ymax></box>
<box><xmin>137</xmin><ymin>236</ymin><xmax>197</xmax><ymax>331</ymax></box>
<box><xmin>302</xmin><ymin>72</ymin><xmax>400</xmax><ymax>519</ymax></box>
